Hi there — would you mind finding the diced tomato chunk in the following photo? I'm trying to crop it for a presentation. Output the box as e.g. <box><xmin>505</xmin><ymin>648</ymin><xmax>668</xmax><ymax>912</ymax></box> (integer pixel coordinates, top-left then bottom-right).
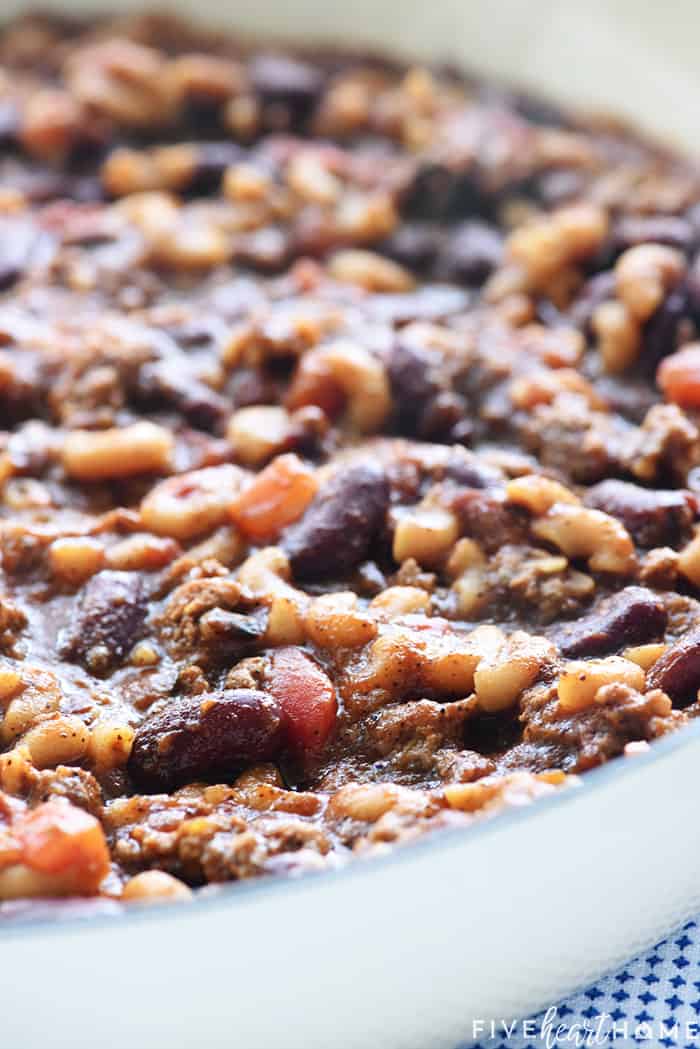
<box><xmin>15</xmin><ymin>799</ymin><xmax>110</xmax><ymax>888</ymax></box>
<box><xmin>269</xmin><ymin>646</ymin><xmax>337</xmax><ymax>758</ymax></box>
<box><xmin>657</xmin><ymin>345</ymin><xmax>700</xmax><ymax>408</ymax></box>
<box><xmin>230</xmin><ymin>453</ymin><xmax>317</xmax><ymax>542</ymax></box>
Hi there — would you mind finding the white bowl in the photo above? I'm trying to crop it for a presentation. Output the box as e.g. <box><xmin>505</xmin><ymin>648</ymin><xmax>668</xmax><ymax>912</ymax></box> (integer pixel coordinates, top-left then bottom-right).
<box><xmin>3</xmin><ymin>3</ymin><xmax>700</xmax><ymax>1046</ymax></box>
<box><xmin>5</xmin><ymin>724</ymin><xmax>700</xmax><ymax>1049</ymax></box>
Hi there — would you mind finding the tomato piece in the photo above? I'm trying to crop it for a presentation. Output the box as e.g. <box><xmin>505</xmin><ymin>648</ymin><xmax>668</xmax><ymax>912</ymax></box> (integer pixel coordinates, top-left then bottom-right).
<box><xmin>230</xmin><ymin>453</ymin><xmax>317</xmax><ymax>542</ymax></box>
<box><xmin>0</xmin><ymin>826</ymin><xmax>22</xmax><ymax>868</ymax></box>
<box><xmin>15</xmin><ymin>799</ymin><xmax>110</xmax><ymax>889</ymax></box>
<box><xmin>269</xmin><ymin>646</ymin><xmax>337</xmax><ymax>758</ymax></box>
<box><xmin>657</xmin><ymin>345</ymin><xmax>700</xmax><ymax>408</ymax></box>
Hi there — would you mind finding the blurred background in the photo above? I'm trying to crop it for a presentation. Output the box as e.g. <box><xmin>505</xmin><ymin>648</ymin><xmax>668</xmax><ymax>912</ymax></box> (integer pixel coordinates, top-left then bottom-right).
<box><xmin>3</xmin><ymin>0</ymin><xmax>700</xmax><ymax>147</ymax></box>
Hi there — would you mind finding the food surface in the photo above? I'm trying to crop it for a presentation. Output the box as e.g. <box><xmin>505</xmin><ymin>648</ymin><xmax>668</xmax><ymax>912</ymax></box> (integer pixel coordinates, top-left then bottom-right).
<box><xmin>1</xmin><ymin>11</ymin><xmax>700</xmax><ymax>911</ymax></box>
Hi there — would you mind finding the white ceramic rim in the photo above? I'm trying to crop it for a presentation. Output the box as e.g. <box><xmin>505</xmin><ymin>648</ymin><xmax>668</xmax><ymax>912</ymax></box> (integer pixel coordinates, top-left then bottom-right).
<box><xmin>5</xmin><ymin>712</ymin><xmax>700</xmax><ymax>939</ymax></box>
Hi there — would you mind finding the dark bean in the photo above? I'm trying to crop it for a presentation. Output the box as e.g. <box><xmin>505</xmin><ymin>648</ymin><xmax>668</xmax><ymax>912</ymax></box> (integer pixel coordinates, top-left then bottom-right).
<box><xmin>386</xmin><ymin>341</ymin><xmax>439</xmax><ymax>433</ymax></box>
<box><xmin>647</xmin><ymin>628</ymin><xmax>700</xmax><ymax>705</ymax></box>
<box><xmin>556</xmin><ymin>587</ymin><xmax>668</xmax><ymax>658</ymax></box>
<box><xmin>283</xmin><ymin>463</ymin><xmax>389</xmax><ymax>580</ymax></box>
<box><xmin>189</xmin><ymin>142</ymin><xmax>246</xmax><ymax>194</ymax></box>
<box><xmin>250</xmin><ymin>54</ymin><xmax>323</xmax><ymax>116</ymax></box>
<box><xmin>402</xmin><ymin>163</ymin><xmax>483</xmax><ymax>221</ymax></box>
<box><xmin>58</xmin><ymin>570</ymin><xmax>147</xmax><ymax>670</ymax></box>
<box><xmin>401</xmin><ymin>163</ymin><xmax>455</xmax><ymax>220</ymax></box>
<box><xmin>419</xmin><ymin>391</ymin><xmax>469</xmax><ymax>441</ymax></box>
<box><xmin>128</xmin><ymin>688</ymin><xmax>283</xmax><ymax>791</ymax></box>
<box><xmin>590</xmin><ymin>374</ymin><xmax>657</xmax><ymax>425</ymax></box>
<box><xmin>379</xmin><ymin>223</ymin><xmax>441</xmax><ymax>272</ymax></box>
<box><xmin>640</xmin><ymin>285</ymin><xmax>690</xmax><ymax>374</ymax></box>
<box><xmin>135</xmin><ymin>360</ymin><xmax>229</xmax><ymax>432</ymax></box>
<box><xmin>584</xmin><ymin>479</ymin><xmax>695</xmax><ymax>548</ymax></box>
<box><xmin>436</xmin><ymin>220</ymin><xmax>503</xmax><ymax>285</ymax></box>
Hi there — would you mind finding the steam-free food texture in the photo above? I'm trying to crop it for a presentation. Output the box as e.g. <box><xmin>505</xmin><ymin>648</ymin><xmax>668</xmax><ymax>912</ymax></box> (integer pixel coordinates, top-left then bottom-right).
<box><xmin>0</xmin><ymin>10</ymin><xmax>699</xmax><ymax>911</ymax></box>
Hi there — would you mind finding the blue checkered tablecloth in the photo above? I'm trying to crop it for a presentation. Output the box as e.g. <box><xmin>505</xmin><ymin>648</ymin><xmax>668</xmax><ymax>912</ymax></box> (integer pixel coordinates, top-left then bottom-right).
<box><xmin>463</xmin><ymin>920</ymin><xmax>700</xmax><ymax>1048</ymax></box>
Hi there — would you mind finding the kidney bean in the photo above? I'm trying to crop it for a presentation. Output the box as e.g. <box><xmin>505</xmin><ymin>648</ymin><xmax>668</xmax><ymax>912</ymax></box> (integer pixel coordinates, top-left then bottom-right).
<box><xmin>641</xmin><ymin>285</ymin><xmax>690</xmax><ymax>375</ymax></box>
<box><xmin>188</xmin><ymin>142</ymin><xmax>247</xmax><ymax>194</ymax></box>
<box><xmin>282</xmin><ymin>463</ymin><xmax>389</xmax><ymax>580</ymax></box>
<box><xmin>436</xmin><ymin>220</ymin><xmax>503</xmax><ymax>285</ymax></box>
<box><xmin>556</xmin><ymin>587</ymin><xmax>668</xmax><ymax>658</ymax></box>
<box><xmin>647</xmin><ymin>627</ymin><xmax>700</xmax><ymax>705</ymax></box>
<box><xmin>584</xmin><ymin>479</ymin><xmax>695</xmax><ymax>548</ymax></box>
<box><xmin>380</xmin><ymin>223</ymin><xmax>441</xmax><ymax>272</ymax></box>
<box><xmin>128</xmin><ymin>688</ymin><xmax>283</xmax><ymax>791</ymax></box>
<box><xmin>58</xmin><ymin>570</ymin><xmax>147</xmax><ymax>670</ymax></box>
<box><xmin>402</xmin><ymin>163</ymin><xmax>483</xmax><ymax>221</ymax></box>
<box><xmin>386</xmin><ymin>341</ymin><xmax>439</xmax><ymax>434</ymax></box>
<box><xmin>249</xmin><ymin>54</ymin><xmax>323</xmax><ymax>117</ymax></box>
<box><xmin>135</xmin><ymin>360</ymin><xmax>229</xmax><ymax>432</ymax></box>
<box><xmin>591</xmin><ymin>374</ymin><xmax>657</xmax><ymax>425</ymax></box>
<box><xmin>419</xmin><ymin>391</ymin><xmax>470</xmax><ymax>442</ymax></box>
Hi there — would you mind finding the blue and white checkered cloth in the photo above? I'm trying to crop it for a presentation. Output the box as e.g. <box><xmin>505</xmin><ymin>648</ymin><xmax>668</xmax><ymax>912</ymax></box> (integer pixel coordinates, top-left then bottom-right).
<box><xmin>465</xmin><ymin>920</ymin><xmax>700</xmax><ymax>1048</ymax></box>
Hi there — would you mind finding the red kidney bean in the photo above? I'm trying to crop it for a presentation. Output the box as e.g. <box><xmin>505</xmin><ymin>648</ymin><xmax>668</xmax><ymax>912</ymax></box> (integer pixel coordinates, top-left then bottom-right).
<box><xmin>58</xmin><ymin>570</ymin><xmax>147</xmax><ymax>670</ymax></box>
<box><xmin>249</xmin><ymin>54</ymin><xmax>323</xmax><ymax>118</ymax></box>
<box><xmin>436</xmin><ymin>220</ymin><xmax>503</xmax><ymax>285</ymax></box>
<box><xmin>380</xmin><ymin>223</ymin><xmax>441</xmax><ymax>273</ymax></box>
<box><xmin>556</xmin><ymin>587</ymin><xmax>668</xmax><ymax>658</ymax></box>
<box><xmin>647</xmin><ymin>628</ymin><xmax>700</xmax><ymax>706</ymax></box>
<box><xmin>283</xmin><ymin>463</ymin><xmax>389</xmax><ymax>580</ymax></box>
<box><xmin>128</xmin><ymin>688</ymin><xmax>283</xmax><ymax>791</ymax></box>
<box><xmin>584</xmin><ymin>479</ymin><xmax>695</xmax><ymax>548</ymax></box>
<box><xmin>386</xmin><ymin>341</ymin><xmax>440</xmax><ymax>434</ymax></box>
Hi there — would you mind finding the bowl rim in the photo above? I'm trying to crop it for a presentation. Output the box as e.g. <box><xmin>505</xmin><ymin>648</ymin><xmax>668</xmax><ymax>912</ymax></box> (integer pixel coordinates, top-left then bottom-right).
<box><xmin>3</xmin><ymin>712</ymin><xmax>699</xmax><ymax>939</ymax></box>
